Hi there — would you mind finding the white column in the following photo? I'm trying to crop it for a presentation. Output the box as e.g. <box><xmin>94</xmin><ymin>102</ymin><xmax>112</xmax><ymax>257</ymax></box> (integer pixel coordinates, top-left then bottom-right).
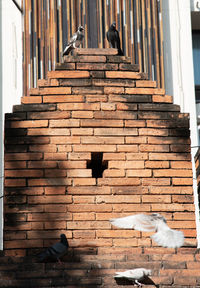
<box><xmin>0</xmin><ymin>0</ymin><xmax>23</xmax><ymax>250</ymax></box>
<box><xmin>162</xmin><ymin>0</ymin><xmax>200</xmax><ymax>247</ymax></box>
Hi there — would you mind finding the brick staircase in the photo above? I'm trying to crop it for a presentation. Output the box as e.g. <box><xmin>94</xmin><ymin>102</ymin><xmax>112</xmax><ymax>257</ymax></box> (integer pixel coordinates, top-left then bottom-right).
<box><xmin>2</xmin><ymin>48</ymin><xmax>199</xmax><ymax>287</ymax></box>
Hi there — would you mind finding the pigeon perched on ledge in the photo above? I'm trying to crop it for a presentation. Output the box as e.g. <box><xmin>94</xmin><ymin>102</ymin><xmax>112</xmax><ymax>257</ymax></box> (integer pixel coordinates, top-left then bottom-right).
<box><xmin>37</xmin><ymin>234</ymin><xmax>69</xmax><ymax>262</ymax></box>
<box><xmin>110</xmin><ymin>213</ymin><xmax>184</xmax><ymax>248</ymax></box>
<box><xmin>62</xmin><ymin>25</ymin><xmax>84</xmax><ymax>56</ymax></box>
<box><xmin>114</xmin><ymin>268</ymin><xmax>152</xmax><ymax>286</ymax></box>
<box><xmin>106</xmin><ymin>22</ymin><xmax>123</xmax><ymax>55</ymax></box>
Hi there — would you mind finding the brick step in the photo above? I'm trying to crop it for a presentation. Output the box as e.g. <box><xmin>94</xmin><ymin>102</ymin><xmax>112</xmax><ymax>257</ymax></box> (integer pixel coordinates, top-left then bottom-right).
<box><xmin>0</xmin><ymin>251</ymin><xmax>200</xmax><ymax>287</ymax></box>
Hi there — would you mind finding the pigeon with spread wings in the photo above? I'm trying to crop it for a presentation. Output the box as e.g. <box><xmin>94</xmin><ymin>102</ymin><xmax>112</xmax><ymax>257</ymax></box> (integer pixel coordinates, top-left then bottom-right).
<box><xmin>114</xmin><ymin>268</ymin><xmax>152</xmax><ymax>286</ymax></box>
<box><xmin>110</xmin><ymin>213</ymin><xmax>184</xmax><ymax>248</ymax></box>
<box><xmin>62</xmin><ymin>25</ymin><xmax>84</xmax><ymax>56</ymax></box>
<box><xmin>106</xmin><ymin>22</ymin><xmax>123</xmax><ymax>55</ymax></box>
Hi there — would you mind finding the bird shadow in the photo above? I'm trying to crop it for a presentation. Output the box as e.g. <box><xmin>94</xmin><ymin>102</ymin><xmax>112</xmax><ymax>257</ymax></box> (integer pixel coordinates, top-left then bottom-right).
<box><xmin>115</xmin><ymin>275</ymin><xmax>159</xmax><ymax>287</ymax></box>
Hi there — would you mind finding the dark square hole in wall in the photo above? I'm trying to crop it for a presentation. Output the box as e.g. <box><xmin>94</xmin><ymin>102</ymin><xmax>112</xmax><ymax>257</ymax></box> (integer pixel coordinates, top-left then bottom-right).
<box><xmin>87</xmin><ymin>152</ymin><xmax>108</xmax><ymax>178</ymax></box>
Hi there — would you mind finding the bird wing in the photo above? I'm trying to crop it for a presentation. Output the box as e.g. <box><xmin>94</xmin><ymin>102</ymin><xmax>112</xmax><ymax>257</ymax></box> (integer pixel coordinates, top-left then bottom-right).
<box><xmin>110</xmin><ymin>214</ymin><xmax>157</xmax><ymax>232</ymax></box>
<box><xmin>67</xmin><ymin>32</ymin><xmax>78</xmax><ymax>46</ymax></box>
<box><xmin>151</xmin><ymin>228</ymin><xmax>184</xmax><ymax>248</ymax></box>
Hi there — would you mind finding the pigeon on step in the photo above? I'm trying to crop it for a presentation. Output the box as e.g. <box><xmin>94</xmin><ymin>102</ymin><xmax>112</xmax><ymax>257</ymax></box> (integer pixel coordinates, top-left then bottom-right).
<box><xmin>37</xmin><ymin>234</ymin><xmax>69</xmax><ymax>262</ymax></box>
<box><xmin>114</xmin><ymin>268</ymin><xmax>152</xmax><ymax>286</ymax></box>
<box><xmin>106</xmin><ymin>22</ymin><xmax>123</xmax><ymax>55</ymax></box>
<box><xmin>62</xmin><ymin>25</ymin><xmax>84</xmax><ymax>56</ymax></box>
<box><xmin>110</xmin><ymin>213</ymin><xmax>184</xmax><ymax>248</ymax></box>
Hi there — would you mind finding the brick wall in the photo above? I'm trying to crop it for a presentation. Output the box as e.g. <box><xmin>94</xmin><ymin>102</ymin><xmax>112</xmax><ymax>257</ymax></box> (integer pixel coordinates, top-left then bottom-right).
<box><xmin>2</xmin><ymin>48</ymin><xmax>199</xmax><ymax>287</ymax></box>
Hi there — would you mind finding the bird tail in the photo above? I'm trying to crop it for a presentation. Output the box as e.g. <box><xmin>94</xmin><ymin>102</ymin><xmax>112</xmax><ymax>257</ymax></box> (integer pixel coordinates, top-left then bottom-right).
<box><xmin>110</xmin><ymin>216</ymin><xmax>133</xmax><ymax>229</ymax></box>
<box><xmin>151</xmin><ymin>229</ymin><xmax>184</xmax><ymax>248</ymax></box>
<box><xmin>62</xmin><ymin>46</ymin><xmax>73</xmax><ymax>56</ymax></box>
<box><xmin>117</xmin><ymin>48</ymin><xmax>124</xmax><ymax>56</ymax></box>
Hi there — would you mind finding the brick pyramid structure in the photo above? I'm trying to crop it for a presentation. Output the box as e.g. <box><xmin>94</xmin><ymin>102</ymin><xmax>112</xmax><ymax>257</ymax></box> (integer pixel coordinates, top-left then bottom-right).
<box><xmin>2</xmin><ymin>48</ymin><xmax>200</xmax><ymax>287</ymax></box>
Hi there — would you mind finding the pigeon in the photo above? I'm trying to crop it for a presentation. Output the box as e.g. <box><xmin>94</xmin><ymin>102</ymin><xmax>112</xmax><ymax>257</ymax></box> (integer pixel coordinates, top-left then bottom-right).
<box><xmin>106</xmin><ymin>22</ymin><xmax>123</xmax><ymax>55</ymax></box>
<box><xmin>114</xmin><ymin>268</ymin><xmax>152</xmax><ymax>286</ymax></box>
<box><xmin>37</xmin><ymin>234</ymin><xmax>69</xmax><ymax>262</ymax></box>
<box><xmin>62</xmin><ymin>25</ymin><xmax>84</xmax><ymax>56</ymax></box>
<box><xmin>110</xmin><ymin>213</ymin><xmax>184</xmax><ymax>248</ymax></box>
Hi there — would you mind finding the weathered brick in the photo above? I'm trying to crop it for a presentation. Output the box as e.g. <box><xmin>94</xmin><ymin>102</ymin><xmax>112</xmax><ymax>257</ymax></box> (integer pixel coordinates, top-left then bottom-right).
<box><xmin>80</xmin><ymin>119</ymin><xmax>123</xmax><ymax>127</ymax></box>
<box><xmin>39</xmin><ymin>87</ymin><xmax>71</xmax><ymax>94</ymax></box>
<box><xmin>72</xmin><ymin>86</ymin><xmax>103</xmax><ymax>94</ymax></box>
<box><xmin>58</xmin><ymin>103</ymin><xmax>100</xmax><ymax>110</ymax></box>
<box><xmin>77</xmin><ymin>63</ymin><xmax>118</xmax><ymax>70</ymax></box>
<box><xmin>47</xmin><ymin>70</ymin><xmax>90</xmax><ymax>78</ymax></box>
<box><xmin>43</xmin><ymin>95</ymin><xmax>84</xmax><ymax>103</ymax></box>
<box><xmin>106</xmin><ymin>71</ymin><xmax>141</xmax><ymax>79</ymax></box>
<box><xmin>104</xmin><ymin>87</ymin><xmax>124</xmax><ymax>94</ymax></box>
<box><xmin>21</xmin><ymin>96</ymin><xmax>42</xmax><ymax>104</ymax></box>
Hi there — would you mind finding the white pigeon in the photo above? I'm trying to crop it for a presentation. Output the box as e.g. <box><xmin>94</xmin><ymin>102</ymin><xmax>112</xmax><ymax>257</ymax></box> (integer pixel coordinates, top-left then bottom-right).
<box><xmin>62</xmin><ymin>25</ymin><xmax>84</xmax><ymax>56</ymax></box>
<box><xmin>110</xmin><ymin>213</ymin><xmax>184</xmax><ymax>248</ymax></box>
<box><xmin>114</xmin><ymin>268</ymin><xmax>152</xmax><ymax>286</ymax></box>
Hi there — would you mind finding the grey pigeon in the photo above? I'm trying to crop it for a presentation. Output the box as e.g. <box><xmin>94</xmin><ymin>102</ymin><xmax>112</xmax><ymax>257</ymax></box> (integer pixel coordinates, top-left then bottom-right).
<box><xmin>37</xmin><ymin>234</ymin><xmax>69</xmax><ymax>262</ymax></box>
<box><xmin>114</xmin><ymin>268</ymin><xmax>152</xmax><ymax>286</ymax></box>
<box><xmin>106</xmin><ymin>22</ymin><xmax>123</xmax><ymax>55</ymax></box>
<box><xmin>62</xmin><ymin>25</ymin><xmax>84</xmax><ymax>56</ymax></box>
<box><xmin>110</xmin><ymin>213</ymin><xmax>184</xmax><ymax>248</ymax></box>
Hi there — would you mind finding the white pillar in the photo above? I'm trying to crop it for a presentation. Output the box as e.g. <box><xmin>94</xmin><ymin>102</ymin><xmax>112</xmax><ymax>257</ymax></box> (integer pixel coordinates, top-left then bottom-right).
<box><xmin>0</xmin><ymin>0</ymin><xmax>23</xmax><ymax>250</ymax></box>
<box><xmin>162</xmin><ymin>0</ymin><xmax>200</xmax><ymax>247</ymax></box>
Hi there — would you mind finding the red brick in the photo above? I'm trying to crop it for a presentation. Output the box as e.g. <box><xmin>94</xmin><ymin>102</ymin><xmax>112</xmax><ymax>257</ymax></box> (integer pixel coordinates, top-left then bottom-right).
<box><xmin>73</xmin><ymin>178</ymin><xmax>96</xmax><ymax>186</ymax></box>
<box><xmin>152</xmin><ymin>94</ymin><xmax>173</xmax><ymax>103</ymax></box>
<box><xmin>126</xmin><ymin>169</ymin><xmax>152</xmax><ymax>177</ymax></box>
<box><xmin>67</xmin><ymin>169</ymin><xmax>92</xmax><ymax>177</ymax></box>
<box><xmin>153</xmin><ymin>169</ymin><xmax>193</xmax><ymax>177</ymax></box>
<box><xmin>28</xmin><ymin>128</ymin><xmax>70</xmax><ymax>136</ymax></box>
<box><xmin>103</xmin><ymin>169</ymin><xmax>125</xmax><ymax>177</ymax></box>
<box><xmin>44</xmin><ymin>169</ymin><xmax>67</xmax><ymax>177</ymax></box>
<box><xmin>145</xmin><ymin>161</ymin><xmax>169</xmax><ymax>168</ymax></box>
<box><xmin>139</xmin><ymin>128</ymin><xmax>168</xmax><ymax>136</ymax></box>
<box><xmin>108</xmin><ymin>161</ymin><xmax>144</xmax><ymax>169</ymax></box>
<box><xmin>47</xmin><ymin>70</ymin><xmax>90</xmax><ymax>78</ymax></box>
<box><xmin>72</xmin><ymin>111</ymin><xmax>93</xmax><ymax>118</ymax></box>
<box><xmin>51</xmin><ymin>136</ymin><xmax>80</xmax><ymax>144</ymax></box>
<box><xmin>142</xmin><ymin>178</ymin><xmax>170</xmax><ymax>186</ymax></box>
<box><xmin>86</xmin><ymin>95</ymin><xmax>107</xmax><ymax>102</ymax></box>
<box><xmin>117</xmin><ymin>145</ymin><xmax>138</xmax><ymax>152</ymax></box>
<box><xmin>43</xmin><ymin>95</ymin><xmax>84</xmax><ymax>103</ymax></box>
<box><xmin>75</xmin><ymin>48</ymin><xmax>118</xmax><ymax>55</ymax></box>
<box><xmin>67</xmin><ymin>204</ymin><xmax>112</xmax><ymax>212</ymax></box>
<box><xmin>103</xmin><ymin>153</ymin><xmax>125</xmax><ymax>160</ymax></box>
<box><xmin>28</xmin><ymin>161</ymin><xmax>57</xmax><ymax>168</ymax></box>
<box><xmin>4</xmin><ymin>179</ymin><xmax>26</xmax><ymax>187</ymax></box>
<box><xmin>49</xmin><ymin>119</ymin><xmax>80</xmax><ymax>127</ymax></box>
<box><xmin>170</xmin><ymin>161</ymin><xmax>192</xmax><ymax>169</ymax></box>
<box><xmin>73</xmin><ymin>212</ymin><xmax>95</xmax><ymax>220</ymax></box>
<box><xmin>77</xmin><ymin>63</ymin><xmax>118</xmax><ymax>70</ymax></box>
<box><xmin>10</xmin><ymin>120</ymin><xmax>48</xmax><ymax>128</ymax></box>
<box><xmin>126</xmin><ymin>153</ymin><xmax>148</xmax><ymax>160</ymax></box>
<box><xmin>45</xmin><ymin>186</ymin><xmax>66</xmax><ymax>195</ymax></box>
<box><xmin>101</xmin><ymin>103</ymin><xmax>116</xmax><ymax>110</ymax></box>
<box><xmin>94</xmin><ymin>111</ymin><xmax>137</xmax><ymax>119</ymax></box>
<box><xmin>67</xmin><ymin>186</ymin><xmax>111</xmax><ymax>195</ymax></box>
<box><xmin>58</xmin><ymin>161</ymin><xmax>86</xmax><ymax>169</ymax></box>
<box><xmin>150</xmin><ymin>186</ymin><xmax>193</xmax><ymax>194</ymax></box>
<box><xmin>73</xmin><ymin>144</ymin><xmax>116</xmax><ymax>152</ymax></box>
<box><xmin>151</xmin><ymin>203</ymin><xmax>194</xmax><ymax>212</ymax></box>
<box><xmin>28</xmin><ymin>111</ymin><xmax>70</xmax><ymax>119</ymax></box>
<box><xmin>67</xmin><ymin>221</ymin><xmax>110</xmax><ymax>230</ymax></box>
<box><xmin>4</xmin><ymin>239</ymin><xmax>43</xmax><ymax>249</ymax></box>
<box><xmin>44</xmin><ymin>152</ymin><xmax>67</xmax><ymax>160</ymax></box>
<box><xmin>28</xmin><ymin>178</ymin><xmax>71</xmax><ymax>186</ymax></box>
<box><xmin>72</xmin><ymin>86</ymin><xmax>103</xmax><ymax>94</ymax></box>
<box><xmin>142</xmin><ymin>195</ymin><xmax>171</xmax><ymax>203</ymax></box>
<box><xmin>28</xmin><ymin>195</ymin><xmax>72</xmax><ymax>204</ymax></box>
<box><xmin>5</xmin><ymin>152</ymin><xmax>42</xmax><ymax>161</ymax></box>
<box><xmin>5</xmin><ymin>169</ymin><xmax>43</xmax><ymax>178</ymax></box>
<box><xmin>98</xmin><ymin>178</ymin><xmax>140</xmax><ymax>186</ymax></box>
<box><xmin>172</xmin><ymin>195</ymin><xmax>194</xmax><ymax>203</ymax></box>
<box><xmin>5</xmin><ymin>161</ymin><xmax>26</xmax><ymax>169</ymax></box>
<box><xmin>106</xmin><ymin>71</ymin><xmax>141</xmax><ymax>79</ymax></box>
<box><xmin>58</xmin><ymin>103</ymin><xmax>100</xmax><ymax>110</ymax></box>
<box><xmin>125</xmin><ymin>120</ymin><xmax>146</xmax><ymax>127</ymax></box>
<box><xmin>126</xmin><ymin>87</ymin><xmax>165</xmax><ymax>94</ymax></box>
<box><xmin>44</xmin><ymin>221</ymin><xmax>67</xmax><ymax>229</ymax></box>
<box><xmin>73</xmin><ymin>230</ymin><xmax>96</xmax><ymax>238</ymax></box>
<box><xmin>29</xmin><ymin>144</ymin><xmax>57</xmax><ymax>152</ymax></box>
<box><xmin>80</xmin><ymin>119</ymin><xmax>123</xmax><ymax>127</ymax></box>
<box><xmin>39</xmin><ymin>87</ymin><xmax>71</xmax><ymax>94</ymax></box>
<box><xmin>73</xmin><ymin>196</ymin><xmax>95</xmax><ymax>204</ymax></box>
<box><xmin>104</xmin><ymin>87</ymin><xmax>124</xmax><ymax>94</ymax></box>
<box><xmin>21</xmin><ymin>96</ymin><xmax>42</xmax><ymax>104</ymax></box>
<box><xmin>94</xmin><ymin>128</ymin><xmax>138</xmax><ymax>136</ymax></box>
<box><xmin>140</xmin><ymin>144</ymin><xmax>169</xmax><ymax>152</ymax></box>
<box><xmin>96</xmin><ymin>195</ymin><xmax>140</xmax><ymax>203</ymax></box>
<box><xmin>136</xmin><ymin>80</ymin><xmax>157</xmax><ymax>87</ymax></box>
<box><xmin>172</xmin><ymin>178</ymin><xmax>194</xmax><ymax>185</ymax></box>
<box><xmin>149</xmin><ymin>152</ymin><xmax>191</xmax><ymax>161</ymax></box>
<box><xmin>57</xmin><ymin>145</ymin><xmax>72</xmax><ymax>152</ymax></box>
<box><xmin>81</xmin><ymin>136</ymin><xmax>124</xmax><ymax>144</ymax></box>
